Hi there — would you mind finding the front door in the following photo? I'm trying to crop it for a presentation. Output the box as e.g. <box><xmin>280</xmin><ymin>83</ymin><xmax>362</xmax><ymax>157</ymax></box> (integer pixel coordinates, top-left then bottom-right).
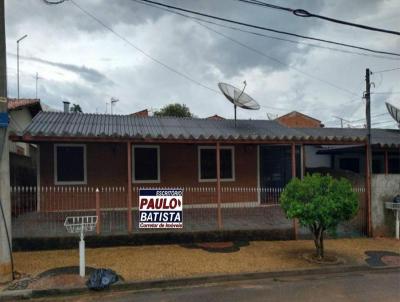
<box><xmin>259</xmin><ymin>145</ymin><xmax>301</xmax><ymax>204</ymax></box>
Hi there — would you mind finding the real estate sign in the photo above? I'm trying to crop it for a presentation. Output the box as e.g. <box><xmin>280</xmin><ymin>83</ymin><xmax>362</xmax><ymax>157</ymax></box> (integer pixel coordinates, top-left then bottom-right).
<box><xmin>139</xmin><ymin>189</ymin><xmax>183</xmax><ymax>229</ymax></box>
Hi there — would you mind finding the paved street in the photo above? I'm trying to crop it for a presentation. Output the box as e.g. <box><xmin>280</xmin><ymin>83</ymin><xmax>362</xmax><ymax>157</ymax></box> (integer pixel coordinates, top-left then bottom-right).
<box><xmin>34</xmin><ymin>269</ymin><xmax>400</xmax><ymax>302</ymax></box>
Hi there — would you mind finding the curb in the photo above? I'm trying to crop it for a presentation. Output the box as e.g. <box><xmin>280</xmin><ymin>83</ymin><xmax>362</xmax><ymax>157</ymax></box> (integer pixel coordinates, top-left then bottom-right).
<box><xmin>1</xmin><ymin>265</ymin><xmax>399</xmax><ymax>301</ymax></box>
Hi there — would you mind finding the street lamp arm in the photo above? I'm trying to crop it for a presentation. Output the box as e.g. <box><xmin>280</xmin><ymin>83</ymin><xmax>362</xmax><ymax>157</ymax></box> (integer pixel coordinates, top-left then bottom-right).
<box><xmin>17</xmin><ymin>34</ymin><xmax>28</xmax><ymax>43</ymax></box>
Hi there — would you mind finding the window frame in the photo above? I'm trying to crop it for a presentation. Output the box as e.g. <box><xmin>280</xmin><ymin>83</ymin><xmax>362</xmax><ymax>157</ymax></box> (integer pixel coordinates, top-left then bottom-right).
<box><xmin>132</xmin><ymin>145</ymin><xmax>161</xmax><ymax>183</ymax></box>
<box><xmin>54</xmin><ymin>143</ymin><xmax>87</xmax><ymax>185</ymax></box>
<box><xmin>198</xmin><ymin>146</ymin><xmax>235</xmax><ymax>182</ymax></box>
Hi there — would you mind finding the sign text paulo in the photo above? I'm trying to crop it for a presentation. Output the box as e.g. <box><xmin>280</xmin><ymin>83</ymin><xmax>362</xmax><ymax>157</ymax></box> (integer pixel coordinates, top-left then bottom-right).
<box><xmin>139</xmin><ymin>189</ymin><xmax>183</xmax><ymax>229</ymax></box>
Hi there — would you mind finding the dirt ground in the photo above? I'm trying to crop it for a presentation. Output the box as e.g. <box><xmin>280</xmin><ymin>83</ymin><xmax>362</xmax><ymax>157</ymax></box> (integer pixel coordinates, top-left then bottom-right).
<box><xmin>12</xmin><ymin>238</ymin><xmax>400</xmax><ymax>281</ymax></box>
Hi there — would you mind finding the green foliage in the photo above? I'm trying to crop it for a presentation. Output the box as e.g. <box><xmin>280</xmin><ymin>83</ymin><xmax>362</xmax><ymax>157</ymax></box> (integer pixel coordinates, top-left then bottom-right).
<box><xmin>154</xmin><ymin>103</ymin><xmax>192</xmax><ymax>118</ymax></box>
<box><xmin>280</xmin><ymin>174</ymin><xmax>358</xmax><ymax>233</ymax></box>
<box><xmin>280</xmin><ymin>174</ymin><xmax>358</xmax><ymax>259</ymax></box>
<box><xmin>70</xmin><ymin>104</ymin><xmax>83</xmax><ymax>113</ymax></box>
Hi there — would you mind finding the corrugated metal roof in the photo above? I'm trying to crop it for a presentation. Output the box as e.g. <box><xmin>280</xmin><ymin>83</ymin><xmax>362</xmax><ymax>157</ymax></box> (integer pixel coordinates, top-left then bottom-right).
<box><xmin>14</xmin><ymin>112</ymin><xmax>400</xmax><ymax>147</ymax></box>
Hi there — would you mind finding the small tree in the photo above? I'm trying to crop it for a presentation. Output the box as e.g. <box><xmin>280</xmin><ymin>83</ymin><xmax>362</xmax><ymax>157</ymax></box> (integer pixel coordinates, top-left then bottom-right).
<box><xmin>70</xmin><ymin>103</ymin><xmax>83</xmax><ymax>113</ymax></box>
<box><xmin>154</xmin><ymin>103</ymin><xmax>192</xmax><ymax>118</ymax></box>
<box><xmin>280</xmin><ymin>174</ymin><xmax>358</xmax><ymax>260</ymax></box>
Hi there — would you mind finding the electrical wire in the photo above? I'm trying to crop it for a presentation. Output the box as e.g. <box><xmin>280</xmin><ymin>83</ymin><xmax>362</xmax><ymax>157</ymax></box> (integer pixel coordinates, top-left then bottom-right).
<box><xmin>68</xmin><ymin>0</ymin><xmax>220</xmax><ymax>95</ymax></box>
<box><xmin>236</xmin><ymin>0</ymin><xmax>400</xmax><ymax>36</ymax></box>
<box><xmin>372</xmin><ymin>119</ymin><xmax>397</xmax><ymax>125</ymax></box>
<box><xmin>132</xmin><ymin>1</ymin><xmax>398</xmax><ymax>61</ymax></box>
<box><xmin>372</xmin><ymin>67</ymin><xmax>400</xmax><ymax>74</ymax></box>
<box><xmin>371</xmin><ymin>92</ymin><xmax>400</xmax><ymax>95</ymax></box>
<box><xmin>41</xmin><ymin>0</ymin><xmax>67</xmax><ymax>4</ymax></box>
<box><xmin>351</xmin><ymin>112</ymin><xmax>389</xmax><ymax>123</ymax></box>
<box><xmin>42</xmin><ymin>0</ymin><xmax>395</xmax><ymax>122</ymax></box>
<box><xmin>138</xmin><ymin>0</ymin><xmax>358</xmax><ymax>97</ymax></box>
<box><xmin>135</xmin><ymin>0</ymin><xmax>400</xmax><ymax>57</ymax></box>
<box><xmin>134</xmin><ymin>0</ymin><xmax>361</xmax><ymax>97</ymax></box>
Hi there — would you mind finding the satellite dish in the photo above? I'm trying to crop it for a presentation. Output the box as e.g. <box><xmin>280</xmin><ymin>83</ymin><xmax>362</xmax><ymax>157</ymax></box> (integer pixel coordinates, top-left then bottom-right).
<box><xmin>218</xmin><ymin>82</ymin><xmax>260</xmax><ymax>126</ymax></box>
<box><xmin>386</xmin><ymin>102</ymin><xmax>400</xmax><ymax>127</ymax></box>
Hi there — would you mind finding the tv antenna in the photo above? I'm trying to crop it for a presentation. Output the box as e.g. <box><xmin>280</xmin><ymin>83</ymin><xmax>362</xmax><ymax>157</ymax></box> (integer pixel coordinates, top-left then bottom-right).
<box><xmin>33</xmin><ymin>72</ymin><xmax>42</xmax><ymax>99</ymax></box>
<box><xmin>218</xmin><ymin>81</ymin><xmax>260</xmax><ymax>127</ymax></box>
<box><xmin>386</xmin><ymin>102</ymin><xmax>400</xmax><ymax>128</ymax></box>
<box><xmin>110</xmin><ymin>97</ymin><xmax>119</xmax><ymax>114</ymax></box>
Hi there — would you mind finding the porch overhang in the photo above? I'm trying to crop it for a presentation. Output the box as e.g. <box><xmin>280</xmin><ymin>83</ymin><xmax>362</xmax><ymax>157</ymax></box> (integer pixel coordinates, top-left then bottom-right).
<box><xmin>10</xmin><ymin>133</ymin><xmax>370</xmax><ymax>146</ymax></box>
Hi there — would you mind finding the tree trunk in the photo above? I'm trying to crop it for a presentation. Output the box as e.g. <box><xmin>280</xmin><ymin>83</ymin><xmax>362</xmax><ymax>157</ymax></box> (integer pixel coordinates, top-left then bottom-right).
<box><xmin>319</xmin><ymin>230</ymin><xmax>324</xmax><ymax>259</ymax></box>
<box><xmin>312</xmin><ymin>227</ymin><xmax>324</xmax><ymax>260</ymax></box>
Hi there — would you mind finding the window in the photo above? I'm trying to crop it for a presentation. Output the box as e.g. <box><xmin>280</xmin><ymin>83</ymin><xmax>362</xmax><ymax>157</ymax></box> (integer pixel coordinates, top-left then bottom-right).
<box><xmin>198</xmin><ymin>146</ymin><xmax>234</xmax><ymax>181</ymax></box>
<box><xmin>388</xmin><ymin>152</ymin><xmax>400</xmax><ymax>174</ymax></box>
<box><xmin>339</xmin><ymin>158</ymin><xmax>360</xmax><ymax>173</ymax></box>
<box><xmin>133</xmin><ymin>145</ymin><xmax>160</xmax><ymax>182</ymax></box>
<box><xmin>372</xmin><ymin>153</ymin><xmax>384</xmax><ymax>174</ymax></box>
<box><xmin>54</xmin><ymin>144</ymin><xmax>86</xmax><ymax>185</ymax></box>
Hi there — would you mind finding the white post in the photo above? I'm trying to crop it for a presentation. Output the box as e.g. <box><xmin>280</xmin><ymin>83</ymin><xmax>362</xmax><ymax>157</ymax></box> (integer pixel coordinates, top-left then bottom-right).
<box><xmin>396</xmin><ymin>210</ymin><xmax>399</xmax><ymax>240</ymax></box>
<box><xmin>79</xmin><ymin>229</ymin><xmax>85</xmax><ymax>277</ymax></box>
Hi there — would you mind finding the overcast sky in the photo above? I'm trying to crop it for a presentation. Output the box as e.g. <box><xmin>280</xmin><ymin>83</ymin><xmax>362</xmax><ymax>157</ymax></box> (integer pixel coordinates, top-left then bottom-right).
<box><xmin>5</xmin><ymin>0</ymin><xmax>400</xmax><ymax>128</ymax></box>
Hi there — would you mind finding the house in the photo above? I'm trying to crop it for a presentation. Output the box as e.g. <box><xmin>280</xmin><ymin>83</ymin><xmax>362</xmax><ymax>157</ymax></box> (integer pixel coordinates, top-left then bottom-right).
<box><xmin>207</xmin><ymin>114</ymin><xmax>225</xmax><ymax>120</ymax></box>
<box><xmin>8</xmin><ymin>98</ymin><xmax>42</xmax><ymax>186</ymax></box>
<box><xmin>131</xmin><ymin>109</ymin><xmax>149</xmax><ymax>117</ymax></box>
<box><xmin>11</xmin><ymin>110</ymin><xmax>400</xmax><ymax>193</ymax></box>
<box><xmin>9</xmin><ymin>109</ymin><xmax>400</xmax><ymax>237</ymax></box>
<box><xmin>276</xmin><ymin>111</ymin><xmax>324</xmax><ymax>128</ymax></box>
<box><xmin>276</xmin><ymin>111</ymin><xmax>399</xmax><ymax>175</ymax></box>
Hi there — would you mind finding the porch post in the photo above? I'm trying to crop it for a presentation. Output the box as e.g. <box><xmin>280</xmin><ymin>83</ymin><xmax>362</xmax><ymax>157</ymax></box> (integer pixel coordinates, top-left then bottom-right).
<box><xmin>301</xmin><ymin>144</ymin><xmax>306</xmax><ymax>179</ymax></box>
<box><xmin>127</xmin><ymin>142</ymin><xmax>132</xmax><ymax>233</ymax></box>
<box><xmin>291</xmin><ymin>143</ymin><xmax>298</xmax><ymax>240</ymax></box>
<box><xmin>96</xmin><ymin>188</ymin><xmax>100</xmax><ymax>235</ymax></box>
<box><xmin>365</xmin><ymin>144</ymin><xmax>372</xmax><ymax>237</ymax></box>
<box><xmin>384</xmin><ymin>150</ymin><xmax>389</xmax><ymax>175</ymax></box>
<box><xmin>216</xmin><ymin>142</ymin><xmax>222</xmax><ymax>230</ymax></box>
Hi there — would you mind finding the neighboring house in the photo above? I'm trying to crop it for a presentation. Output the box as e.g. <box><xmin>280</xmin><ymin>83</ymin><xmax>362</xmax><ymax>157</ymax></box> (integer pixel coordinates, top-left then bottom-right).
<box><xmin>10</xmin><ymin>111</ymin><xmax>400</xmax><ymax>212</ymax></box>
<box><xmin>131</xmin><ymin>109</ymin><xmax>149</xmax><ymax>117</ymax></box>
<box><xmin>276</xmin><ymin>111</ymin><xmax>324</xmax><ymax>128</ymax></box>
<box><xmin>207</xmin><ymin>114</ymin><xmax>225</xmax><ymax>120</ymax></box>
<box><xmin>8</xmin><ymin>98</ymin><xmax>42</xmax><ymax>186</ymax></box>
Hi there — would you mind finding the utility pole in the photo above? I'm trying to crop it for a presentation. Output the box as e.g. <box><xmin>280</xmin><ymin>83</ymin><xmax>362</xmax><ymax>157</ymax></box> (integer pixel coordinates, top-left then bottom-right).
<box><xmin>34</xmin><ymin>72</ymin><xmax>41</xmax><ymax>99</ymax></box>
<box><xmin>333</xmin><ymin>116</ymin><xmax>351</xmax><ymax>128</ymax></box>
<box><xmin>0</xmin><ymin>0</ymin><xmax>12</xmax><ymax>282</ymax></box>
<box><xmin>16</xmin><ymin>34</ymin><xmax>27</xmax><ymax>100</ymax></box>
<box><xmin>365</xmin><ymin>68</ymin><xmax>372</xmax><ymax>237</ymax></box>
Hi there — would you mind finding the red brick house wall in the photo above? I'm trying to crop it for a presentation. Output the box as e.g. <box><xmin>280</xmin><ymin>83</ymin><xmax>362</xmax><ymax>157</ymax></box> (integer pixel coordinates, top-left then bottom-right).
<box><xmin>38</xmin><ymin>142</ymin><xmax>258</xmax><ymax>210</ymax></box>
<box><xmin>276</xmin><ymin>111</ymin><xmax>323</xmax><ymax>128</ymax></box>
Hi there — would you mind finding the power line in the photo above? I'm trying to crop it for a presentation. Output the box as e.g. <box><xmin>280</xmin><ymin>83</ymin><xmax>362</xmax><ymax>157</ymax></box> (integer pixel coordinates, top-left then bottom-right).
<box><xmin>351</xmin><ymin>112</ymin><xmax>389</xmax><ymax>123</ymax></box>
<box><xmin>135</xmin><ymin>0</ymin><xmax>400</xmax><ymax>57</ymax></box>
<box><xmin>371</xmin><ymin>92</ymin><xmax>400</xmax><ymax>95</ymax></box>
<box><xmin>133</xmin><ymin>1</ymin><xmax>399</xmax><ymax>62</ymax></box>
<box><xmin>236</xmin><ymin>0</ymin><xmax>400</xmax><ymax>36</ymax></box>
<box><xmin>41</xmin><ymin>0</ymin><xmax>67</xmax><ymax>4</ymax></box>
<box><xmin>372</xmin><ymin>119</ymin><xmax>397</xmax><ymax>126</ymax></box>
<box><xmin>198</xmin><ymin>23</ymin><xmax>358</xmax><ymax>96</ymax></box>
<box><xmin>68</xmin><ymin>0</ymin><xmax>220</xmax><ymax>95</ymax></box>
<box><xmin>372</xmin><ymin>67</ymin><xmax>400</xmax><ymax>74</ymax></box>
<box><xmin>136</xmin><ymin>0</ymin><xmax>359</xmax><ymax>97</ymax></box>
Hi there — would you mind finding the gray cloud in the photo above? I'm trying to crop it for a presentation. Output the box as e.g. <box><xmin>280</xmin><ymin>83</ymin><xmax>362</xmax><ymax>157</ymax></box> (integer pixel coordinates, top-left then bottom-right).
<box><xmin>8</xmin><ymin>52</ymin><xmax>113</xmax><ymax>85</ymax></box>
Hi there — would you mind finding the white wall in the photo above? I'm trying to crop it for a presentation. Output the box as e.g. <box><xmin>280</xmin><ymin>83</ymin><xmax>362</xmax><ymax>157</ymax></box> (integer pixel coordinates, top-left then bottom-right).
<box><xmin>371</xmin><ymin>174</ymin><xmax>400</xmax><ymax>237</ymax></box>
<box><xmin>304</xmin><ymin>145</ymin><xmax>331</xmax><ymax>168</ymax></box>
<box><xmin>8</xmin><ymin>108</ymin><xmax>33</xmax><ymax>157</ymax></box>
